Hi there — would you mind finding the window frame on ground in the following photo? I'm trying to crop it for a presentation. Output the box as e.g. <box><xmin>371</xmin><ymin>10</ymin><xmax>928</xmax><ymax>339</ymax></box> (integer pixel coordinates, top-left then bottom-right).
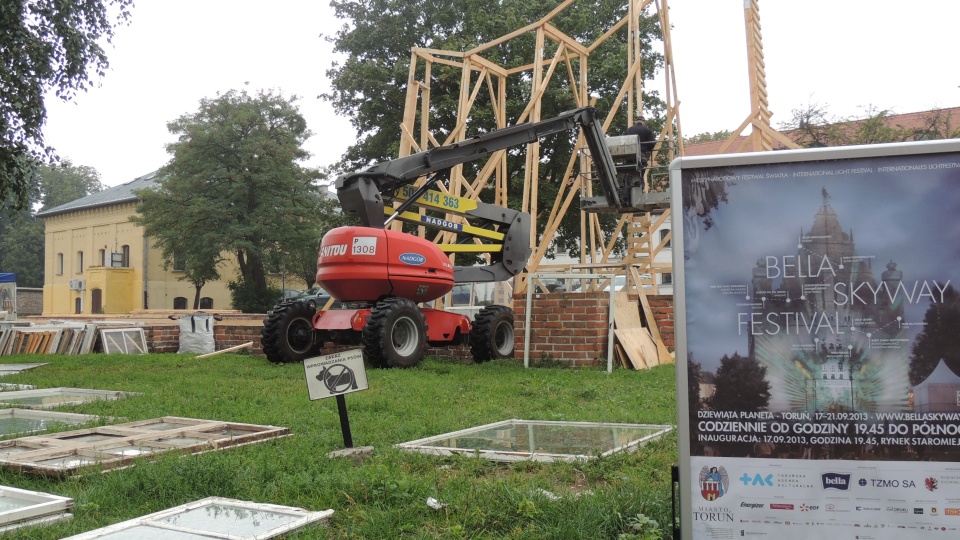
<box><xmin>396</xmin><ymin>419</ymin><xmax>674</xmax><ymax>462</ymax></box>
<box><xmin>60</xmin><ymin>496</ymin><xmax>332</xmax><ymax>539</ymax></box>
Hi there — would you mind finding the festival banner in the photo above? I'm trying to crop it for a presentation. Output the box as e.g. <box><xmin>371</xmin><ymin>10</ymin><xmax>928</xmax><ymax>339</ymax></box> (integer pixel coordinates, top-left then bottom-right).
<box><xmin>672</xmin><ymin>140</ymin><xmax>960</xmax><ymax>539</ymax></box>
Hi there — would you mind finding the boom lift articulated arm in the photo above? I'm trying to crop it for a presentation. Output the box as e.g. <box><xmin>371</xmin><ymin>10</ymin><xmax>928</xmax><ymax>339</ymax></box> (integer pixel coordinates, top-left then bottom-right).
<box><xmin>334</xmin><ymin>106</ymin><xmax>668</xmax><ymax>283</ymax></box>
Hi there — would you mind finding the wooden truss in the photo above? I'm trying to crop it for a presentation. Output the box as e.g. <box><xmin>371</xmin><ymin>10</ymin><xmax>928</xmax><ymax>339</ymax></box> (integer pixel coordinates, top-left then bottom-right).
<box><xmin>719</xmin><ymin>0</ymin><xmax>799</xmax><ymax>153</ymax></box>
<box><xmin>397</xmin><ymin>0</ymin><xmax>681</xmax><ymax>294</ymax></box>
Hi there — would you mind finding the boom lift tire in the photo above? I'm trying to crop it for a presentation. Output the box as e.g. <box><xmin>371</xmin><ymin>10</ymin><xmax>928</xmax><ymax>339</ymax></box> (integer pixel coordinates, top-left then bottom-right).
<box><xmin>362</xmin><ymin>297</ymin><xmax>427</xmax><ymax>368</ymax></box>
<box><xmin>469</xmin><ymin>305</ymin><xmax>515</xmax><ymax>362</ymax></box>
<box><xmin>260</xmin><ymin>301</ymin><xmax>320</xmax><ymax>364</ymax></box>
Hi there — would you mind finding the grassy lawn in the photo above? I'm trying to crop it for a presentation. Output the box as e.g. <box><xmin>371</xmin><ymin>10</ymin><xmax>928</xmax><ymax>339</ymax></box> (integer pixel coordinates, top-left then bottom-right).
<box><xmin>0</xmin><ymin>353</ymin><xmax>678</xmax><ymax>539</ymax></box>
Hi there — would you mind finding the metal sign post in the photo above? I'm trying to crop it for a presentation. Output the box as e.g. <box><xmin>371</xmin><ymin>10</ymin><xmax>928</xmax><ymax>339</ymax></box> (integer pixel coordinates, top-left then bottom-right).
<box><xmin>304</xmin><ymin>349</ymin><xmax>368</xmax><ymax>448</ymax></box>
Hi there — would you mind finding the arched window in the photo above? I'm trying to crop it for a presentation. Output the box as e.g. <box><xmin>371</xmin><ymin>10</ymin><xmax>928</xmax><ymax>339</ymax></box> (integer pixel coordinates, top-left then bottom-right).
<box><xmin>121</xmin><ymin>245</ymin><xmax>130</xmax><ymax>267</ymax></box>
<box><xmin>173</xmin><ymin>297</ymin><xmax>188</xmax><ymax>310</ymax></box>
<box><xmin>56</xmin><ymin>253</ymin><xmax>64</xmax><ymax>275</ymax></box>
<box><xmin>199</xmin><ymin>297</ymin><xmax>213</xmax><ymax>309</ymax></box>
<box><xmin>76</xmin><ymin>251</ymin><xmax>84</xmax><ymax>273</ymax></box>
<box><xmin>74</xmin><ymin>297</ymin><xmax>82</xmax><ymax>314</ymax></box>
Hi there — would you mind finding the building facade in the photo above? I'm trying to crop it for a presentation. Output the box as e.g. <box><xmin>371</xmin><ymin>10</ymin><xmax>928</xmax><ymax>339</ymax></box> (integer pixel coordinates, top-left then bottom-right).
<box><xmin>37</xmin><ymin>172</ymin><xmax>238</xmax><ymax>315</ymax></box>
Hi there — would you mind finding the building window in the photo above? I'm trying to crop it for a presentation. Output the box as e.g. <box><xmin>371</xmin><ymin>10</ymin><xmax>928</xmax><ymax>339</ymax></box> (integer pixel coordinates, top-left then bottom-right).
<box><xmin>173</xmin><ymin>251</ymin><xmax>185</xmax><ymax>272</ymax></box>
<box><xmin>659</xmin><ymin>228</ymin><xmax>671</xmax><ymax>248</ymax></box>
<box><xmin>76</xmin><ymin>251</ymin><xmax>84</xmax><ymax>273</ymax></box>
<box><xmin>200</xmin><ymin>297</ymin><xmax>213</xmax><ymax>309</ymax></box>
<box><xmin>121</xmin><ymin>245</ymin><xmax>130</xmax><ymax>268</ymax></box>
<box><xmin>56</xmin><ymin>253</ymin><xmax>64</xmax><ymax>275</ymax></box>
<box><xmin>173</xmin><ymin>297</ymin><xmax>188</xmax><ymax>310</ymax></box>
<box><xmin>661</xmin><ymin>272</ymin><xmax>673</xmax><ymax>285</ymax></box>
<box><xmin>99</xmin><ymin>249</ymin><xmax>106</xmax><ymax>267</ymax></box>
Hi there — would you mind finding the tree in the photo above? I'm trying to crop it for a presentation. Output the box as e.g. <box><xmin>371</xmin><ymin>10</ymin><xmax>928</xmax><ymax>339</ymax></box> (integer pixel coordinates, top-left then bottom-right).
<box><xmin>134</xmin><ymin>89</ymin><xmax>324</xmax><ymax>313</ymax></box>
<box><xmin>324</xmin><ymin>0</ymin><xmax>665</xmax><ymax>257</ymax></box>
<box><xmin>0</xmin><ymin>0</ymin><xmax>132</xmax><ymax>210</ymax></box>
<box><xmin>38</xmin><ymin>160</ymin><xmax>104</xmax><ymax>211</ymax></box>
<box><xmin>909</xmin><ymin>285</ymin><xmax>960</xmax><ymax>386</ymax></box>
<box><xmin>709</xmin><ymin>352</ymin><xmax>771</xmax><ymax>412</ymax></box>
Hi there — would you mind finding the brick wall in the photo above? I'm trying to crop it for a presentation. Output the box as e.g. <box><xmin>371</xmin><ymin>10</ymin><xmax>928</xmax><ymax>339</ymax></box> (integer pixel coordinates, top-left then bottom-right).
<box><xmin>16</xmin><ymin>288</ymin><xmax>43</xmax><ymax>317</ymax></box>
<box><xmin>512</xmin><ymin>292</ymin><xmax>674</xmax><ymax>367</ymax></box>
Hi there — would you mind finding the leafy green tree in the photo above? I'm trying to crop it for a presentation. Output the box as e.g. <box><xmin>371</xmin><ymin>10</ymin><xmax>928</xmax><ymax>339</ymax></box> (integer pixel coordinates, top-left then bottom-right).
<box><xmin>909</xmin><ymin>285</ymin><xmax>960</xmax><ymax>386</ymax></box>
<box><xmin>134</xmin><ymin>89</ymin><xmax>324</xmax><ymax>313</ymax></box>
<box><xmin>0</xmin><ymin>212</ymin><xmax>43</xmax><ymax>287</ymax></box>
<box><xmin>38</xmin><ymin>160</ymin><xmax>104</xmax><ymax>211</ymax></box>
<box><xmin>324</xmin><ymin>0</ymin><xmax>665</xmax><ymax>257</ymax></box>
<box><xmin>709</xmin><ymin>352</ymin><xmax>771</xmax><ymax>412</ymax></box>
<box><xmin>0</xmin><ymin>0</ymin><xmax>132</xmax><ymax>210</ymax></box>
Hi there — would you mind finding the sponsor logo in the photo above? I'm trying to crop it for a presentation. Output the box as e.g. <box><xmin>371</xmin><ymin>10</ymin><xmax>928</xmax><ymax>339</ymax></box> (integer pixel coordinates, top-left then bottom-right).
<box><xmin>741</xmin><ymin>502</ymin><xmax>764</xmax><ymax>509</ymax></box>
<box><xmin>926</xmin><ymin>477</ymin><xmax>939</xmax><ymax>491</ymax></box>
<box><xmin>866</xmin><ymin>479</ymin><xmax>916</xmax><ymax>488</ymax></box>
<box><xmin>320</xmin><ymin>243</ymin><xmax>348</xmax><ymax>258</ymax></box>
<box><xmin>692</xmin><ymin>506</ymin><xmax>734</xmax><ymax>522</ymax></box>
<box><xmin>699</xmin><ymin>466</ymin><xmax>729</xmax><ymax>501</ymax></box>
<box><xmin>886</xmin><ymin>507</ymin><xmax>907</xmax><ymax>514</ymax></box>
<box><xmin>931</xmin><ymin>507</ymin><xmax>939</xmax><ymax>516</ymax></box>
<box><xmin>822</xmin><ymin>472</ymin><xmax>851</xmax><ymax>490</ymax></box>
<box><xmin>800</xmin><ymin>504</ymin><xmax>819</xmax><ymax>511</ymax></box>
<box><xmin>740</xmin><ymin>473</ymin><xmax>774</xmax><ymax>487</ymax></box>
<box><xmin>946</xmin><ymin>508</ymin><xmax>960</xmax><ymax>516</ymax></box>
<box><xmin>914</xmin><ymin>508</ymin><xmax>924</xmax><ymax>515</ymax></box>
<box><xmin>856</xmin><ymin>506</ymin><xmax>881</xmax><ymax>512</ymax></box>
<box><xmin>770</xmin><ymin>504</ymin><xmax>794</xmax><ymax>510</ymax></box>
<box><xmin>859</xmin><ymin>479</ymin><xmax>867</xmax><ymax>486</ymax></box>
<box><xmin>399</xmin><ymin>253</ymin><xmax>427</xmax><ymax>265</ymax></box>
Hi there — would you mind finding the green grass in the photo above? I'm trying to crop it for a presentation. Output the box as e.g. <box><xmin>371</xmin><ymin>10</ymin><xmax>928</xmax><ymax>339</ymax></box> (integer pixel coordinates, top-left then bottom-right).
<box><xmin>0</xmin><ymin>354</ymin><xmax>678</xmax><ymax>539</ymax></box>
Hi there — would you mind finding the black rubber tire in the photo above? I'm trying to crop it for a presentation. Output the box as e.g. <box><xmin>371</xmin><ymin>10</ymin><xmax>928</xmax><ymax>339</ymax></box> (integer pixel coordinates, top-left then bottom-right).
<box><xmin>260</xmin><ymin>301</ymin><xmax>320</xmax><ymax>363</ymax></box>
<box><xmin>362</xmin><ymin>297</ymin><xmax>427</xmax><ymax>368</ymax></box>
<box><xmin>469</xmin><ymin>305</ymin><xmax>515</xmax><ymax>362</ymax></box>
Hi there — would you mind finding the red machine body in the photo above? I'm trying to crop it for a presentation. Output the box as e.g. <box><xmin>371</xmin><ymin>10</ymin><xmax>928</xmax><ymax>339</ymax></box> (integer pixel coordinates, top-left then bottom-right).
<box><xmin>316</xmin><ymin>226</ymin><xmax>454</xmax><ymax>304</ymax></box>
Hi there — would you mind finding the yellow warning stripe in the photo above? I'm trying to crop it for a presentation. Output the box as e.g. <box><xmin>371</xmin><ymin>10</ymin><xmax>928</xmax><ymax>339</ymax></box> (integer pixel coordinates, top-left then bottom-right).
<box><xmin>391</xmin><ymin>186</ymin><xmax>478</xmax><ymax>213</ymax></box>
<box><xmin>438</xmin><ymin>244</ymin><xmax>503</xmax><ymax>253</ymax></box>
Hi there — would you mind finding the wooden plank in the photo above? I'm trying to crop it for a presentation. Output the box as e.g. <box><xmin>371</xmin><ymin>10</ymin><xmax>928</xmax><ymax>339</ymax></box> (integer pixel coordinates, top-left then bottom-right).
<box><xmin>614</xmin><ymin>328</ymin><xmax>656</xmax><ymax>369</ymax></box>
<box><xmin>195</xmin><ymin>342</ymin><xmax>253</xmax><ymax>359</ymax></box>
<box><xmin>612</xmin><ymin>292</ymin><xmax>643</xmax><ymax>329</ymax></box>
<box><xmin>629</xmin><ymin>267</ymin><xmax>672</xmax><ymax>361</ymax></box>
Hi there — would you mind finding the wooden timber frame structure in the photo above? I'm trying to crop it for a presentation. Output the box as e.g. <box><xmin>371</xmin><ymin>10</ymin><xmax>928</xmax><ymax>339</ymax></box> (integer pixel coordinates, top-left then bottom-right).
<box><xmin>394</xmin><ymin>0</ymin><xmax>795</xmax><ymax>299</ymax></box>
<box><xmin>718</xmin><ymin>0</ymin><xmax>799</xmax><ymax>153</ymax></box>
<box><xmin>395</xmin><ymin>0</ymin><xmax>681</xmax><ymax>297</ymax></box>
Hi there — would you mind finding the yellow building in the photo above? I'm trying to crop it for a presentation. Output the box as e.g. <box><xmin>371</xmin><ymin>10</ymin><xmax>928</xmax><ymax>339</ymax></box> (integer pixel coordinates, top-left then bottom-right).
<box><xmin>37</xmin><ymin>172</ymin><xmax>239</xmax><ymax>315</ymax></box>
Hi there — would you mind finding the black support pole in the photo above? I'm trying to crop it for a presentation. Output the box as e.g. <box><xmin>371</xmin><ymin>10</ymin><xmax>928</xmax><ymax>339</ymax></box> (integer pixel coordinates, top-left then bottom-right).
<box><xmin>336</xmin><ymin>394</ymin><xmax>353</xmax><ymax>448</ymax></box>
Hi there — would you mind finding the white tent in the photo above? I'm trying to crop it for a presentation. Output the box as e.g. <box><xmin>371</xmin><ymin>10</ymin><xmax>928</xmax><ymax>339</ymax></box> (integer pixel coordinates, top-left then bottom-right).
<box><xmin>913</xmin><ymin>359</ymin><xmax>960</xmax><ymax>413</ymax></box>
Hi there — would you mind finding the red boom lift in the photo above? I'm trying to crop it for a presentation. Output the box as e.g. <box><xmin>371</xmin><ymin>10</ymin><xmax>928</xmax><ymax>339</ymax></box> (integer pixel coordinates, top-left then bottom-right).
<box><xmin>260</xmin><ymin>106</ymin><xmax>668</xmax><ymax>367</ymax></box>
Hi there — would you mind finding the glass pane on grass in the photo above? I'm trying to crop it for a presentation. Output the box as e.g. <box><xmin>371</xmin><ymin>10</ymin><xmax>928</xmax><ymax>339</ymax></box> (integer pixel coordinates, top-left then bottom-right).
<box><xmin>158</xmin><ymin>504</ymin><xmax>302</xmax><ymax>536</ymax></box>
<box><xmin>397</xmin><ymin>420</ymin><xmax>674</xmax><ymax>462</ymax></box>
<box><xmin>0</xmin><ymin>494</ymin><xmax>38</xmax><ymax>513</ymax></box>
<box><xmin>85</xmin><ymin>525</ymin><xmax>215</xmax><ymax>539</ymax></box>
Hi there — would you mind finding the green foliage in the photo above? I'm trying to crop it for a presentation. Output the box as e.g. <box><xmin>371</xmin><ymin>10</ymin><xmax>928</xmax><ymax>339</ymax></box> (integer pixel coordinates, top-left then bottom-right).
<box><xmin>134</xmin><ymin>89</ymin><xmax>325</xmax><ymax>309</ymax></box>
<box><xmin>324</xmin><ymin>0</ymin><xmax>665</xmax><ymax>257</ymax></box>
<box><xmin>709</xmin><ymin>352</ymin><xmax>771</xmax><ymax>412</ymax></box>
<box><xmin>684</xmin><ymin>130</ymin><xmax>734</xmax><ymax>144</ymax></box>
<box><xmin>618</xmin><ymin>512</ymin><xmax>663</xmax><ymax>540</ymax></box>
<box><xmin>228</xmin><ymin>278</ymin><xmax>282</xmax><ymax>314</ymax></box>
<box><xmin>909</xmin><ymin>284</ymin><xmax>960</xmax><ymax>385</ymax></box>
<box><xmin>0</xmin><ymin>0</ymin><xmax>132</xmax><ymax>210</ymax></box>
<box><xmin>0</xmin><ymin>354</ymin><xmax>678</xmax><ymax>539</ymax></box>
<box><xmin>38</xmin><ymin>160</ymin><xmax>104</xmax><ymax>211</ymax></box>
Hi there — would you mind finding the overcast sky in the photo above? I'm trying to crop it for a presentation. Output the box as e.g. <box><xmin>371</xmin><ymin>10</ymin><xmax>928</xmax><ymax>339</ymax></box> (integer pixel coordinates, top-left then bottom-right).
<box><xmin>42</xmin><ymin>0</ymin><xmax>959</xmax><ymax>188</ymax></box>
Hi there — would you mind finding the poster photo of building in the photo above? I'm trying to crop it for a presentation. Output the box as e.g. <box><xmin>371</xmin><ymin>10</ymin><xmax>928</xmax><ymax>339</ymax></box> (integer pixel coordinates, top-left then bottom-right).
<box><xmin>672</xmin><ymin>140</ymin><xmax>960</xmax><ymax>539</ymax></box>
